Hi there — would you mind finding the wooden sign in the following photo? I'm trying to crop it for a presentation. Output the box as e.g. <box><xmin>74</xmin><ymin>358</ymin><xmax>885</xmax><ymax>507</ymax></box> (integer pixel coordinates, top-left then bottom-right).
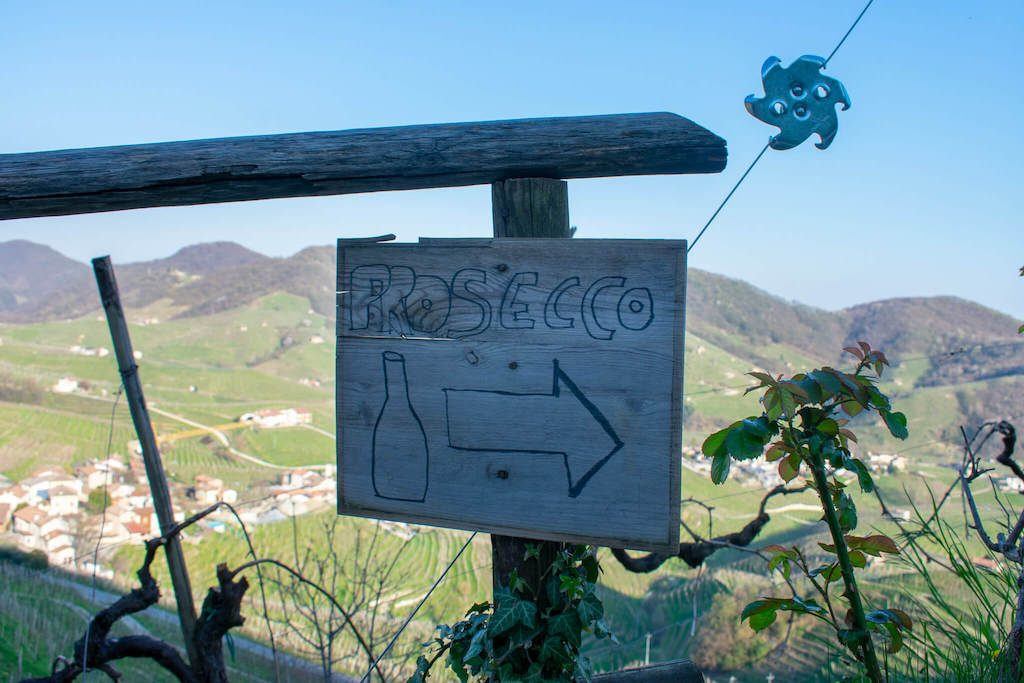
<box><xmin>336</xmin><ymin>238</ymin><xmax>685</xmax><ymax>551</ymax></box>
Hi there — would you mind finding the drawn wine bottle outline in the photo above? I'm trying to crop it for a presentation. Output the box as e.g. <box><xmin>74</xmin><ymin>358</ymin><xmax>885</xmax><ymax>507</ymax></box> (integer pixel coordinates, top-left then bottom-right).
<box><xmin>371</xmin><ymin>351</ymin><xmax>429</xmax><ymax>502</ymax></box>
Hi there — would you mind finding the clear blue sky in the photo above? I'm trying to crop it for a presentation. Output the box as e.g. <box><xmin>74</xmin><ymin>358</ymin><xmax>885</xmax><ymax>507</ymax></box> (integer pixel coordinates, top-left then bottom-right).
<box><xmin>2</xmin><ymin>1</ymin><xmax>1021</xmax><ymax>317</ymax></box>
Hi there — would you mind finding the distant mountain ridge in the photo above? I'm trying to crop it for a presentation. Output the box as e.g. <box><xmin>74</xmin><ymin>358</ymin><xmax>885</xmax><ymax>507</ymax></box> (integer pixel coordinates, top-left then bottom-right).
<box><xmin>1</xmin><ymin>239</ymin><xmax>1021</xmax><ymax>384</ymax></box>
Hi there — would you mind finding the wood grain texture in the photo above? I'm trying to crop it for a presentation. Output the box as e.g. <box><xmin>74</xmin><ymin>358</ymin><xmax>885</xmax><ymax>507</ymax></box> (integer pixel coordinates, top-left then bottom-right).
<box><xmin>0</xmin><ymin>113</ymin><xmax>726</xmax><ymax>220</ymax></box>
<box><xmin>336</xmin><ymin>239</ymin><xmax>685</xmax><ymax>552</ymax></box>
<box><xmin>591</xmin><ymin>660</ymin><xmax>703</xmax><ymax>682</ymax></box>
<box><xmin>489</xmin><ymin>177</ymin><xmax>571</xmax><ymax>597</ymax></box>
<box><xmin>491</xmin><ymin>178</ymin><xmax>570</xmax><ymax>238</ymax></box>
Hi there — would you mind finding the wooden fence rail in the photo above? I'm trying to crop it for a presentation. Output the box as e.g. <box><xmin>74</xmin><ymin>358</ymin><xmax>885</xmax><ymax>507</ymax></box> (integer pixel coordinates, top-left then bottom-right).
<box><xmin>0</xmin><ymin>112</ymin><xmax>725</xmax><ymax>220</ymax></box>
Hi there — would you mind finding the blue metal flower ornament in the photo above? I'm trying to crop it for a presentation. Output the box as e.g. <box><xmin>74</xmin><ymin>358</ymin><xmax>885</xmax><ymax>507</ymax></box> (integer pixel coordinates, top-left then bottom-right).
<box><xmin>744</xmin><ymin>55</ymin><xmax>850</xmax><ymax>150</ymax></box>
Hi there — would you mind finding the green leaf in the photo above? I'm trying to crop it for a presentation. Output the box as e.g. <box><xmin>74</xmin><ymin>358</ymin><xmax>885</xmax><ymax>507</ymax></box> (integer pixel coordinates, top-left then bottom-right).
<box><xmin>540</xmin><ymin>636</ymin><xmax>573</xmax><ymax>667</ymax></box>
<box><xmin>466</xmin><ymin>601</ymin><xmax>490</xmax><ymax>615</ymax></box>
<box><xmin>726</xmin><ymin>418</ymin><xmax>772</xmax><ymax>460</ymax></box>
<box><xmin>577</xmin><ymin>592</ymin><xmax>603</xmax><ymax>624</ymax></box>
<box><xmin>740</xmin><ymin>599</ymin><xmax>777</xmax><ymax>619</ymax></box>
<box><xmin>880</xmin><ymin>409</ymin><xmax>909</xmax><ymax>440</ymax></box>
<box><xmin>778</xmin><ymin>387</ymin><xmax>797</xmax><ymax>419</ymax></box>
<box><xmin>793</xmin><ymin>375</ymin><xmax>824</xmax><ymax>403</ymax></box>
<box><xmin>548</xmin><ymin>610</ymin><xmax>583</xmax><ymax>648</ymax></box>
<box><xmin>768</xmin><ymin>553</ymin><xmax>792</xmax><ymax>579</ymax></box>
<box><xmin>810</xmin><ymin>369</ymin><xmax>842</xmax><ymax>399</ymax></box>
<box><xmin>487</xmin><ymin>596</ymin><xmax>537</xmax><ymax>638</ymax></box>
<box><xmin>747</xmin><ymin>608</ymin><xmax>777</xmax><ymax>631</ymax></box>
<box><xmin>702</xmin><ymin>426</ymin><xmax>731</xmax><ymax>459</ymax></box>
<box><xmin>765</xmin><ymin>441</ymin><xmax>789</xmax><ymax>462</ymax></box>
<box><xmin>848</xmin><ymin>549</ymin><xmax>867</xmax><ymax>568</ymax></box>
<box><xmin>836</xmin><ymin>491</ymin><xmax>857</xmax><ymax>533</ymax></box>
<box><xmin>711</xmin><ymin>453</ymin><xmax>731</xmax><ymax>485</ymax></box>
<box><xmin>837</xmin><ymin>628</ymin><xmax>865</xmax><ymax>651</ymax></box>
<box><xmin>464</xmin><ymin>627</ymin><xmax>488</xmax><ymax>661</ymax></box>
<box><xmin>841</xmin><ymin>399</ymin><xmax>864</xmax><ymax>417</ymax></box>
<box><xmin>581</xmin><ymin>554</ymin><xmax>600</xmax><ymax>584</ymax></box>
<box><xmin>764</xmin><ymin>389</ymin><xmax>783</xmax><ymax>421</ymax></box>
<box><xmin>846</xmin><ymin>534</ymin><xmax>899</xmax><ymax>556</ymax></box>
<box><xmin>846</xmin><ymin>457</ymin><xmax>874</xmax><ymax>493</ymax></box>
<box><xmin>817</xmin><ymin>418</ymin><xmax>839</xmax><ymax>437</ymax></box>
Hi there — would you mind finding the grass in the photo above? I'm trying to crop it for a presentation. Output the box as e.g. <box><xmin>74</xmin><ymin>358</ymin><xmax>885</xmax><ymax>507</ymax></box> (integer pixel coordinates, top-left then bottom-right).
<box><xmin>0</xmin><ymin>557</ymin><xmax>303</xmax><ymax>682</ymax></box>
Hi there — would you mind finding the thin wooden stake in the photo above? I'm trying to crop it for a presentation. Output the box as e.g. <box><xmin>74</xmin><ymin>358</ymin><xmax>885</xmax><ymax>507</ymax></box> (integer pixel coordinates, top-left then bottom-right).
<box><xmin>92</xmin><ymin>256</ymin><xmax>202</xmax><ymax>673</ymax></box>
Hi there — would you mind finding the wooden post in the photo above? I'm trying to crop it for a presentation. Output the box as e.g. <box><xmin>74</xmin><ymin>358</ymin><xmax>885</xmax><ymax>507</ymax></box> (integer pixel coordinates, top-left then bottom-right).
<box><xmin>92</xmin><ymin>256</ymin><xmax>202</xmax><ymax>673</ymax></box>
<box><xmin>489</xmin><ymin>177</ymin><xmax>570</xmax><ymax>597</ymax></box>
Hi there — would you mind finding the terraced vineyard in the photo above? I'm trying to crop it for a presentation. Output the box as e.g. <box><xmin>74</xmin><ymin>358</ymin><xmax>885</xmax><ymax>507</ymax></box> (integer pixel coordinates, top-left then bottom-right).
<box><xmin>2</xmin><ymin>242</ymin><xmax>1022</xmax><ymax>679</ymax></box>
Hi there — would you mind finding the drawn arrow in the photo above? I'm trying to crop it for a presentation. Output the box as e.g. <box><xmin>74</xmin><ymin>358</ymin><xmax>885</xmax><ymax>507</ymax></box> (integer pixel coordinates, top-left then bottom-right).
<box><xmin>443</xmin><ymin>360</ymin><xmax>623</xmax><ymax>497</ymax></box>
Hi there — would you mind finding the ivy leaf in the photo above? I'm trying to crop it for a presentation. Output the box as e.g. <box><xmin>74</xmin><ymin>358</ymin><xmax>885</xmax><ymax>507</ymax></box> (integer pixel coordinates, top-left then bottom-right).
<box><xmin>548</xmin><ymin>610</ymin><xmax>583</xmax><ymax>648</ymax></box>
<box><xmin>487</xmin><ymin>596</ymin><xmax>537</xmax><ymax>638</ymax></box>
<box><xmin>464</xmin><ymin>627</ymin><xmax>488</xmax><ymax>661</ymax></box>
<box><xmin>581</xmin><ymin>554</ymin><xmax>600</xmax><ymax>584</ymax></box>
<box><xmin>540</xmin><ymin>636</ymin><xmax>572</xmax><ymax>667</ymax></box>
<box><xmin>711</xmin><ymin>453</ymin><xmax>731</xmax><ymax>485</ymax></box>
<box><xmin>577</xmin><ymin>592</ymin><xmax>604</xmax><ymax>624</ymax></box>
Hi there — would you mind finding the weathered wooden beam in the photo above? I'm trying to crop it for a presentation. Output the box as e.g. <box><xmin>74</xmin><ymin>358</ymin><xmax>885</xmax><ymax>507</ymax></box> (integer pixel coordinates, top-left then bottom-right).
<box><xmin>0</xmin><ymin>113</ymin><xmax>725</xmax><ymax>220</ymax></box>
<box><xmin>592</xmin><ymin>659</ymin><xmax>703</xmax><ymax>682</ymax></box>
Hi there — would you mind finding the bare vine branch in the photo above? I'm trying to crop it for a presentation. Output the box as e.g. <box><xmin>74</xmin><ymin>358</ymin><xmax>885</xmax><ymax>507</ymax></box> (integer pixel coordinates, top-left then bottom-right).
<box><xmin>611</xmin><ymin>485</ymin><xmax>804</xmax><ymax>572</ymax></box>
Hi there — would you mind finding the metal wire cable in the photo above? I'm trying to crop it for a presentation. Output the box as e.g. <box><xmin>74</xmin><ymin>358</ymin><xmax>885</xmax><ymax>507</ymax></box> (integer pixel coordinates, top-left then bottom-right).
<box><xmin>82</xmin><ymin>385</ymin><xmax>122</xmax><ymax>679</ymax></box>
<box><xmin>683</xmin><ymin>339</ymin><xmax>1024</xmax><ymax>399</ymax></box>
<box><xmin>687</xmin><ymin>0</ymin><xmax>877</xmax><ymax>254</ymax></box>
<box><xmin>360</xmin><ymin>531</ymin><xmax>478</xmax><ymax>682</ymax></box>
<box><xmin>824</xmin><ymin>0</ymin><xmax>876</xmax><ymax>67</ymax></box>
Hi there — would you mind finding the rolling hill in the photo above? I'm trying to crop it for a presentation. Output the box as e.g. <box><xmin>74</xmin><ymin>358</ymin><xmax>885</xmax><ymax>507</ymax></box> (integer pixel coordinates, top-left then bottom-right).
<box><xmin>0</xmin><ymin>238</ymin><xmax>1020</xmax><ymax>680</ymax></box>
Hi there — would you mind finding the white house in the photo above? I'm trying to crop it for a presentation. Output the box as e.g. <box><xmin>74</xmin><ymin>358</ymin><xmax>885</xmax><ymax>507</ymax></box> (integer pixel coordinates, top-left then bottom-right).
<box><xmin>47</xmin><ymin>544</ymin><xmax>75</xmax><ymax>566</ymax></box>
<box><xmin>53</xmin><ymin>377</ymin><xmax>79</xmax><ymax>394</ymax></box>
<box><xmin>194</xmin><ymin>475</ymin><xmax>225</xmax><ymax>504</ymax></box>
<box><xmin>1000</xmin><ymin>477</ymin><xmax>1024</xmax><ymax>494</ymax></box>
<box><xmin>239</xmin><ymin>408</ymin><xmax>313</xmax><ymax>429</ymax></box>
<box><xmin>0</xmin><ymin>485</ymin><xmax>29</xmax><ymax>508</ymax></box>
<box><xmin>22</xmin><ymin>469</ymin><xmax>82</xmax><ymax>501</ymax></box>
<box><xmin>12</xmin><ymin>506</ymin><xmax>49</xmax><ymax>548</ymax></box>
<box><xmin>45</xmin><ymin>485</ymin><xmax>80</xmax><ymax>515</ymax></box>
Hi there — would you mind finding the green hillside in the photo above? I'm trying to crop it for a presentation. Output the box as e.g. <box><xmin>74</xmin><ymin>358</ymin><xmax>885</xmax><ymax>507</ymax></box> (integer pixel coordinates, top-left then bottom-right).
<box><xmin>1</xmin><ymin>240</ymin><xmax>1021</xmax><ymax>680</ymax></box>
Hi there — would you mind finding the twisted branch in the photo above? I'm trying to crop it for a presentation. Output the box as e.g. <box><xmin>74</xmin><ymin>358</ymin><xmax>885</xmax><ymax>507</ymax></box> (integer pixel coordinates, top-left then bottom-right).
<box><xmin>611</xmin><ymin>485</ymin><xmax>803</xmax><ymax>573</ymax></box>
